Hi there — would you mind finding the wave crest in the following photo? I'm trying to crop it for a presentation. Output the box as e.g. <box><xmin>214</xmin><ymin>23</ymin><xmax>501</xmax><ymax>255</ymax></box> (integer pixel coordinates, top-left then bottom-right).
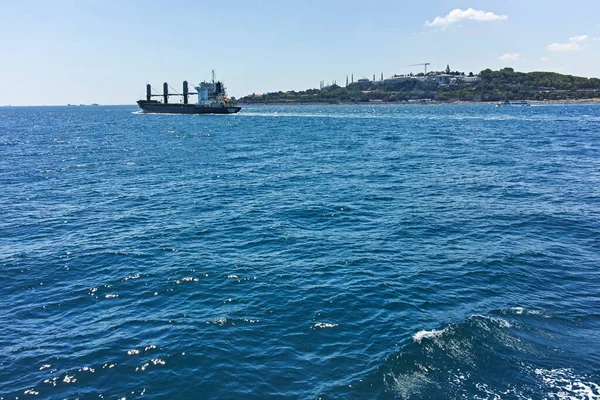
<box><xmin>413</xmin><ymin>328</ymin><xmax>448</xmax><ymax>343</ymax></box>
<box><xmin>347</xmin><ymin>308</ymin><xmax>598</xmax><ymax>399</ymax></box>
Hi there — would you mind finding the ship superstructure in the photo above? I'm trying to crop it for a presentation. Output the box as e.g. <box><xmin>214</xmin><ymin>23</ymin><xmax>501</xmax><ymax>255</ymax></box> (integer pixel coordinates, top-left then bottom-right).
<box><xmin>137</xmin><ymin>71</ymin><xmax>241</xmax><ymax>114</ymax></box>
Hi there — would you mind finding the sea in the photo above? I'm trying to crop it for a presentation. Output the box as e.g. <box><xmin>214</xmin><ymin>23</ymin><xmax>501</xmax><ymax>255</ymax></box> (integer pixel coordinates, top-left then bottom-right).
<box><xmin>1</xmin><ymin>104</ymin><xmax>599</xmax><ymax>399</ymax></box>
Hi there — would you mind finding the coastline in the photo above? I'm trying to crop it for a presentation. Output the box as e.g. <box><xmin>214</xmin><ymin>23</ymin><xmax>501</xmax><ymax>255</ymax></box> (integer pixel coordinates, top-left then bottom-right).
<box><xmin>239</xmin><ymin>98</ymin><xmax>600</xmax><ymax>106</ymax></box>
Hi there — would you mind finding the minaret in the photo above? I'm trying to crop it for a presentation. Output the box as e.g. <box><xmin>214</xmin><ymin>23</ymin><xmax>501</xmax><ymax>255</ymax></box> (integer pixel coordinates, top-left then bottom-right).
<box><xmin>381</xmin><ymin>73</ymin><xmax>383</xmax><ymax>80</ymax></box>
<box><xmin>351</xmin><ymin>73</ymin><xmax>354</xmax><ymax>83</ymax></box>
<box><xmin>373</xmin><ymin>74</ymin><xmax>375</xmax><ymax>81</ymax></box>
<box><xmin>346</xmin><ymin>75</ymin><xmax>348</xmax><ymax>87</ymax></box>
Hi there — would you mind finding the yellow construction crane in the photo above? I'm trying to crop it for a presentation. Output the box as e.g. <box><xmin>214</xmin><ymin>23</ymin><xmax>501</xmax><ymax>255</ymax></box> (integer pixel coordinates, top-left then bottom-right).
<box><xmin>409</xmin><ymin>63</ymin><xmax>431</xmax><ymax>75</ymax></box>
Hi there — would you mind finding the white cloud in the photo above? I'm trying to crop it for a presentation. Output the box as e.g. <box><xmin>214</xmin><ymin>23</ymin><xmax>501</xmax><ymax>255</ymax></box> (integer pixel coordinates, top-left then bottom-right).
<box><xmin>425</xmin><ymin>8</ymin><xmax>508</xmax><ymax>29</ymax></box>
<box><xmin>541</xmin><ymin>57</ymin><xmax>549</xmax><ymax>62</ymax></box>
<box><xmin>593</xmin><ymin>37</ymin><xmax>600</xmax><ymax>41</ymax></box>
<box><xmin>547</xmin><ymin>42</ymin><xmax>582</xmax><ymax>51</ymax></box>
<box><xmin>569</xmin><ymin>35</ymin><xmax>588</xmax><ymax>42</ymax></box>
<box><xmin>547</xmin><ymin>34</ymin><xmax>588</xmax><ymax>52</ymax></box>
<box><xmin>499</xmin><ymin>53</ymin><xmax>522</xmax><ymax>61</ymax></box>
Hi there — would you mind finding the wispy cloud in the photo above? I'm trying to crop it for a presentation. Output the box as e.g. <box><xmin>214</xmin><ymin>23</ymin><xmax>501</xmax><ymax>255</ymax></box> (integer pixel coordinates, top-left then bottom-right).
<box><xmin>425</xmin><ymin>8</ymin><xmax>508</xmax><ymax>29</ymax></box>
<box><xmin>547</xmin><ymin>35</ymin><xmax>588</xmax><ymax>52</ymax></box>
<box><xmin>569</xmin><ymin>35</ymin><xmax>588</xmax><ymax>42</ymax></box>
<box><xmin>499</xmin><ymin>53</ymin><xmax>522</xmax><ymax>61</ymax></box>
<box><xmin>541</xmin><ymin>57</ymin><xmax>549</xmax><ymax>62</ymax></box>
<box><xmin>547</xmin><ymin>42</ymin><xmax>582</xmax><ymax>51</ymax></box>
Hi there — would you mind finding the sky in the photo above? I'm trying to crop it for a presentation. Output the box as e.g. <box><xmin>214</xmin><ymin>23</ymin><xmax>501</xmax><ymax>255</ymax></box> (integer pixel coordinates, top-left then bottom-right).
<box><xmin>2</xmin><ymin>0</ymin><xmax>600</xmax><ymax>105</ymax></box>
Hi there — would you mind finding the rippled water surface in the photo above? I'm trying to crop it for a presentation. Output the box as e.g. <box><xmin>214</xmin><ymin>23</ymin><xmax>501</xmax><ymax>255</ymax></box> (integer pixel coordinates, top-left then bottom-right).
<box><xmin>1</xmin><ymin>104</ymin><xmax>599</xmax><ymax>399</ymax></box>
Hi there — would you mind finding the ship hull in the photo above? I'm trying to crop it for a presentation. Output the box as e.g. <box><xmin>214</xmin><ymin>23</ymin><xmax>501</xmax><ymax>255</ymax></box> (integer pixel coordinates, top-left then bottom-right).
<box><xmin>137</xmin><ymin>101</ymin><xmax>241</xmax><ymax>114</ymax></box>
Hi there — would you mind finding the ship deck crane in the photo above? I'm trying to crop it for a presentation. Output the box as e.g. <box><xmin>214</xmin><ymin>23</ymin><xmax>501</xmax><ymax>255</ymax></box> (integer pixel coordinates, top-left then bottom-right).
<box><xmin>145</xmin><ymin>81</ymin><xmax>197</xmax><ymax>104</ymax></box>
<box><xmin>409</xmin><ymin>63</ymin><xmax>431</xmax><ymax>75</ymax></box>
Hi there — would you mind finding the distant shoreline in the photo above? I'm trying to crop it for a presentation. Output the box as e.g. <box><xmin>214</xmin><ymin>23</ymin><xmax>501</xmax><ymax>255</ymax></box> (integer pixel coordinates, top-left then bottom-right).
<box><xmin>239</xmin><ymin>98</ymin><xmax>600</xmax><ymax>106</ymax></box>
<box><xmin>238</xmin><ymin>69</ymin><xmax>600</xmax><ymax>106</ymax></box>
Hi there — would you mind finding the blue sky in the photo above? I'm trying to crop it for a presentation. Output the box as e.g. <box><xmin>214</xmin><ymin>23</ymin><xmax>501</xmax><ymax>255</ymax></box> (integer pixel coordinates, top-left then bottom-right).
<box><xmin>2</xmin><ymin>0</ymin><xmax>600</xmax><ymax>105</ymax></box>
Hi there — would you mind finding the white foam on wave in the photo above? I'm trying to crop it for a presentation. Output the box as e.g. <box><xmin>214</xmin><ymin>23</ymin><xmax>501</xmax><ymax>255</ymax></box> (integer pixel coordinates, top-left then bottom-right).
<box><xmin>534</xmin><ymin>368</ymin><xmax>600</xmax><ymax>399</ymax></box>
<box><xmin>122</xmin><ymin>273</ymin><xmax>141</xmax><ymax>281</ymax></box>
<box><xmin>212</xmin><ymin>317</ymin><xmax>227</xmax><ymax>325</ymax></box>
<box><xmin>470</xmin><ymin>314</ymin><xmax>512</xmax><ymax>328</ymax></box>
<box><xmin>413</xmin><ymin>312</ymin><xmax>514</xmax><ymax>344</ymax></box>
<box><xmin>388</xmin><ymin>371</ymin><xmax>433</xmax><ymax>399</ymax></box>
<box><xmin>312</xmin><ymin>322</ymin><xmax>338</xmax><ymax>329</ymax></box>
<box><xmin>475</xmin><ymin>382</ymin><xmax>524</xmax><ymax>399</ymax></box>
<box><xmin>413</xmin><ymin>328</ymin><xmax>448</xmax><ymax>343</ymax></box>
<box><xmin>174</xmin><ymin>277</ymin><xmax>199</xmax><ymax>284</ymax></box>
<box><xmin>508</xmin><ymin>307</ymin><xmax>551</xmax><ymax>318</ymax></box>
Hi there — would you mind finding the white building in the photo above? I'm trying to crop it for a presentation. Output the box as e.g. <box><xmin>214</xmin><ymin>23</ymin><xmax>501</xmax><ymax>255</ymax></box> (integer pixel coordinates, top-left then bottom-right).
<box><xmin>373</xmin><ymin>73</ymin><xmax>481</xmax><ymax>86</ymax></box>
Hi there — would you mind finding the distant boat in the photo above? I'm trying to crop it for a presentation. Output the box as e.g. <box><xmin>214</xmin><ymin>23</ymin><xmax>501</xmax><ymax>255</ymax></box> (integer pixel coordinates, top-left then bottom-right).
<box><xmin>91</xmin><ymin>103</ymin><xmax>99</xmax><ymax>106</ymax></box>
<box><xmin>497</xmin><ymin>100</ymin><xmax>530</xmax><ymax>106</ymax></box>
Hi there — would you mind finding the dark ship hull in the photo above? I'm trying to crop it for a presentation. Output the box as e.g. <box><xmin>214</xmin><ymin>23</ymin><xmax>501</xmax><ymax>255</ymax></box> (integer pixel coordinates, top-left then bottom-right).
<box><xmin>137</xmin><ymin>100</ymin><xmax>241</xmax><ymax>114</ymax></box>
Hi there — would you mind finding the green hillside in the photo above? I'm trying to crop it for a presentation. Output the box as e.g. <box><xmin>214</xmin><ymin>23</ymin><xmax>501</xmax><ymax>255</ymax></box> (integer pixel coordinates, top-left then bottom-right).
<box><xmin>240</xmin><ymin>68</ymin><xmax>600</xmax><ymax>103</ymax></box>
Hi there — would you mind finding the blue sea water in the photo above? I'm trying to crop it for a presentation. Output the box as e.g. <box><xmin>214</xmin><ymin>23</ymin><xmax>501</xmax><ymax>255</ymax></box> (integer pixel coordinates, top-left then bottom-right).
<box><xmin>1</xmin><ymin>104</ymin><xmax>599</xmax><ymax>399</ymax></box>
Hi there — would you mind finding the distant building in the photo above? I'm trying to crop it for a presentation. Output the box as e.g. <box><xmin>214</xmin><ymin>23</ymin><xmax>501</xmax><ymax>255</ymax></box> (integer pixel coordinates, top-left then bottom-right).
<box><xmin>455</xmin><ymin>76</ymin><xmax>481</xmax><ymax>84</ymax></box>
<box><xmin>371</xmin><ymin>73</ymin><xmax>481</xmax><ymax>86</ymax></box>
<box><xmin>374</xmin><ymin>75</ymin><xmax>413</xmax><ymax>85</ymax></box>
<box><xmin>433</xmin><ymin>74</ymin><xmax>454</xmax><ymax>85</ymax></box>
<box><xmin>357</xmin><ymin>77</ymin><xmax>370</xmax><ymax>83</ymax></box>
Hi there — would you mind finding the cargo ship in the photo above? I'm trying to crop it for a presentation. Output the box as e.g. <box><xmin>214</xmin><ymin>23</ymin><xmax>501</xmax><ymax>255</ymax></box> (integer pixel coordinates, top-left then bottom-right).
<box><xmin>137</xmin><ymin>72</ymin><xmax>241</xmax><ymax>114</ymax></box>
